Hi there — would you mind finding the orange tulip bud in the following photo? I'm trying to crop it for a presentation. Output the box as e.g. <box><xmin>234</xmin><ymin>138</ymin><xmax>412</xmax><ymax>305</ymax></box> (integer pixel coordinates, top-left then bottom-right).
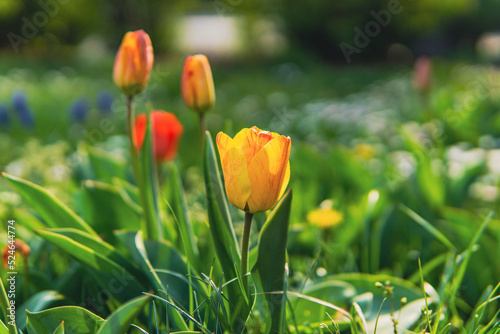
<box><xmin>181</xmin><ymin>54</ymin><xmax>215</xmax><ymax>113</ymax></box>
<box><xmin>216</xmin><ymin>126</ymin><xmax>291</xmax><ymax>213</ymax></box>
<box><xmin>133</xmin><ymin>111</ymin><xmax>184</xmax><ymax>162</ymax></box>
<box><xmin>113</xmin><ymin>30</ymin><xmax>154</xmax><ymax>96</ymax></box>
<box><xmin>2</xmin><ymin>239</ymin><xmax>30</xmax><ymax>269</ymax></box>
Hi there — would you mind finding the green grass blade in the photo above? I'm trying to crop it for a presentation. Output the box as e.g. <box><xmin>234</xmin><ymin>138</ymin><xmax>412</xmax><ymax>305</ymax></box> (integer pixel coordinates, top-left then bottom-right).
<box><xmin>164</xmin><ymin>163</ymin><xmax>200</xmax><ymax>270</ymax></box>
<box><xmin>351</xmin><ymin>302</ymin><xmax>368</xmax><ymax>334</ymax></box>
<box><xmin>400</xmin><ymin>204</ymin><xmax>456</xmax><ymax>252</ymax></box>
<box><xmin>285</xmin><ymin>292</ymin><xmax>352</xmax><ymax>321</ymax></box>
<box><xmin>449</xmin><ymin>213</ymin><xmax>493</xmax><ymax>310</ymax></box>
<box><xmin>146</xmin><ymin>294</ymin><xmax>212</xmax><ymax>334</ymax></box>
<box><xmin>373</xmin><ymin>297</ymin><xmax>387</xmax><ymax>334</ymax></box>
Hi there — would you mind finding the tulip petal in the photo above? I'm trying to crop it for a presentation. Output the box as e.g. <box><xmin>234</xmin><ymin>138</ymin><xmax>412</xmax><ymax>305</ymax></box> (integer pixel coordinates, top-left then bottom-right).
<box><xmin>278</xmin><ymin>160</ymin><xmax>290</xmax><ymax>200</ymax></box>
<box><xmin>113</xmin><ymin>30</ymin><xmax>154</xmax><ymax>96</ymax></box>
<box><xmin>133</xmin><ymin>113</ymin><xmax>147</xmax><ymax>152</ymax></box>
<box><xmin>232</xmin><ymin>127</ymin><xmax>274</xmax><ymax>165</ymax></box>
<box><xmin>182</xmin><ymin>55</ymin><xmax>215</xmax><ymax>113</ymax></box>
<box><xmin>219</xmin><ymin>147</ymin><xmax>252</xmax><ymax>211</ymax></box>
<box><xmin>152</xmin><ymin>111</ymin><xmax>184</xmax><ymax>161</ymax></box>
<box><xmin>246</xmin><ymin>135</ymin><xmax>291</xmax><ymax>213</ymax></box>
<box><xmin>216</xmin><ymin>132</ymin><xmax>235</xmax><ymax>162</ymax></box>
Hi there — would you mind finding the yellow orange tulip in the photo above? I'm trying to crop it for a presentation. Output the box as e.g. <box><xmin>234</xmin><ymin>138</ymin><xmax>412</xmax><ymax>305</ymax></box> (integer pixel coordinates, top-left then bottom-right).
<box><xmin>181</xmin><ymin>54</ymin><xmax>215</xmax><ymax>113</ymax></box>
<box><xmin>113</xmin><ymin>30</ymin><xmax>154</xmax><ymax>96</ymax></box>
<box><xmin>216</xmin><ymin>126</ymin><xmax>291</xmax><ymax>213</ymax></box>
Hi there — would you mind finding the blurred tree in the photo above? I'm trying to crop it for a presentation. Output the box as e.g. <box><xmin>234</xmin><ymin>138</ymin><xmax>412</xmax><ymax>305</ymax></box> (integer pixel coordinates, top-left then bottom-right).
<box><xmin>274</xmin><ymin>0</ymin><xmax>480</xmax><ymax>62</ymax></box>
<box><xmin>1</xmin><ymin>0</ymin><xmax>499</xmax><ymax>62</ymax></box>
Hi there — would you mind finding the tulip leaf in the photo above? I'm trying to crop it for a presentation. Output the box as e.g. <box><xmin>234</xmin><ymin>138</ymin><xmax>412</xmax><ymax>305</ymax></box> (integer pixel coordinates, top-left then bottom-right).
<box><xmin>251</xmin><ymin>189</ymin><xmax>292</xmax><ymax>333</ymax></box>
<box><xmin>79</xmin><ymin>180</ymin><xmax>142</xmax><ymax>241</ymax></box>
<box><xmin>16</xmin><ymin>290</ymin><xmax>65</xmax><ymax>331</ymax></box>
<box><xmin>52</xmin><ymin>322</ymin><xmax>65</xmax><ymax>334</ymax></box>
<box><xmin>203</xmin><ymin>132</ymin><xmax>240</xmax><ymax>274</ymax></box>
<box><xmin>26</xmin><ymin>306</ymin><xmax>103</xmax><ymax>334</ymax></box>
<box><xmin>86</xmin><ymin>145</ymin><xmax>128</xmax><ymax>184</ymax></box>
<box><xmin>115</xmin><ymin>230</ymin><xmax>190</xmax><ymax>331</ymax></box>
<box><xmin>2</xmin><ymin>173</ymin><xmax>98</xmax><ymax>237</ymax></box>
<box><xmin>0</xmin><ymin>321</ymin><xmax>8</xmax><ymax>334</ymax></box>
<box><xmin>42</xmin><ymin>228</ymin><xmax>147</xmax><ymax>283</ymax></box>
<box><xmin>203</xmin><ymin>132</ymin><xmax>249</xmax><ymax>327</ymax></box>
<box><xmin>137</xmin><ymin>113</ymin><xmax>162</xmax><ymax>240</ymax></box>
<box><xmin>34</xmin><ymin>229</ymin><xmax>145</xmax><ymax>302</ymax></box>
<box><xmin>96</xmin><ymin>295</ymin><xmax>150</xmax><ymax>334</ymax></box>
<box><xmin>0</xmin><ymin>278</ymin><xmax>17</xmax><ymax>334</ymax></box>
<box><xmin>165</xmin><ymin>163</ymin><xmax>200</xmax><ymax>270</ymax></box>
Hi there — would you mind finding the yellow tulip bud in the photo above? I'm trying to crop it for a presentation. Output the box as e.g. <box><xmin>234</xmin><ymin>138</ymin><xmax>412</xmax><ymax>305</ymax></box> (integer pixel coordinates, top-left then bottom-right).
<box><xmin>216</xmin><ymin>126</ymin><xmax>291</xmax><ymax>213</ymax></box>
<box><xmin>113</xmin><ymin>30</ymin><xmax>154</xmax><ymax>96</ymax></box>
<box><xmin>181</xmin><ymin>54</ymin><xmax>215</xmax><ymax>113</ymax></box>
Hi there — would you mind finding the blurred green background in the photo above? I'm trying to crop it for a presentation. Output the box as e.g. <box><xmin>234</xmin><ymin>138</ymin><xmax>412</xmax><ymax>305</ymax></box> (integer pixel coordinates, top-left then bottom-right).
<box><xmin>1</xmin><ymin>0</ymin><xmax>500</xmax><ymax>330</ymax></box>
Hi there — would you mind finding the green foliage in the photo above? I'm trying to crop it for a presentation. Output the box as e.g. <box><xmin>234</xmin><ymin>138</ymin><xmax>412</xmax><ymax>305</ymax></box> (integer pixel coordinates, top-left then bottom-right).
<box><xmin>2</xmin><ymin>173</ymin><xmax>96</xmax><ymax>236</ymax></box>
<box><xmin>26</xmin><ymin>306</ymin><xmax>103</xmax><ymax>334</ymax></box>
<box><xmin>251</xmin><ymin>190</ymin><xmax>293</xmax><ymax>332</ymax></box>
<box><xmin>1</xmin><ymin>58</ymin><xmax>500</xmax><ymax>334</ymax></box>
<box><xmin>96</xmin><ymin>295</ymin><xmax>150</xmax><ymax>334</ymax></box>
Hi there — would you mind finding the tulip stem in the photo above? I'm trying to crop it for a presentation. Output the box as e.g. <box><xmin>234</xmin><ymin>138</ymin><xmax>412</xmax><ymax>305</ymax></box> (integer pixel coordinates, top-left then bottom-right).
<box><xmin>126</xmin><ymin>95</ymin><xmax>136</xmax><ymax>165</ymax></box>
<box><xmin>198</xmin><ymin>113</ymin><xmax>206</xmax><ymax>145</ymax></box>
<box><xmin>126</xmin><ymin>95</ymin><xmax>154</xmax><ymax>240</ymax></box>
<box><xmin>241</xmin><ymin>212</ymin><xmax>254</xmax><ymax>300</ymax></box>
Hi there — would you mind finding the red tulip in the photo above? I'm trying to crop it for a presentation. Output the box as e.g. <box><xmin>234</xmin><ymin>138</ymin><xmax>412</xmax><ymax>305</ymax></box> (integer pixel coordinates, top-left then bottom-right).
<box><xmin>113</xmin><ymin>30</ymin><xmax>154</xmax><ymax>96</ymax></box>
<box><xmin>133</xmin><ymin>111</ymin><xmax>184</xmax><ymax>162</ymax></box>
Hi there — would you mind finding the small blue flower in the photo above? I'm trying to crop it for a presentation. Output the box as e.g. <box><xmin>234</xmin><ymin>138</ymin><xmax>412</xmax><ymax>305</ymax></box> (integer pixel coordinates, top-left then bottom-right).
<box><xmin>0</xmin><ymin>104</ymin><xmax>10</xmax><ymax>126</ymax></box>
<box><xmin>70</xmin><ymin>98</ymin><xmax>90</xmax><ymax>122</ymax></box>
<box><xmin>11</xmin><ymin>90</ymin><xmax>28</xmax><ymax>113</ymax></box>
<box><xmin>11</xmin><ymin>91</ymin><xmax>34</xmax><ymax>127</ymax></box>
<box><xmin>97</xmin><ymin>91</ymin><xmax>114</xmax><ymax>113</ymax></box>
